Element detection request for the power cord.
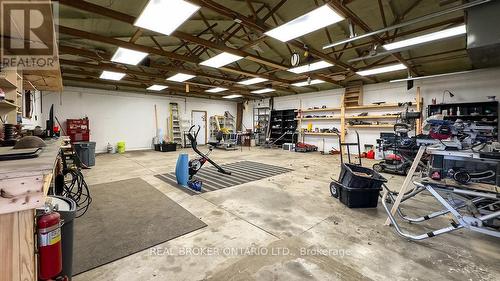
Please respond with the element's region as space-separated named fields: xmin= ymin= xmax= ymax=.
xmin=62 ymin=167 xmax=92 ymax=218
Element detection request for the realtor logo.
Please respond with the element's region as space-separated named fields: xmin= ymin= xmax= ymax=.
xmin=1 ymin=1 xmax=58 ymax=70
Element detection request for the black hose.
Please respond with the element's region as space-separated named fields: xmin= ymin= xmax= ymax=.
xmin=62 ymin=168 xmax=92 ymax=218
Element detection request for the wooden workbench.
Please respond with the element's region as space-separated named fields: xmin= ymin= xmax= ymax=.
xmin=0 ymin=140 xmax=62 ymax=281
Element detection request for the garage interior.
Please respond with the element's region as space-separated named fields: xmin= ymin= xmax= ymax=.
xmin=1 ymin=0 xmax=499 ymax=280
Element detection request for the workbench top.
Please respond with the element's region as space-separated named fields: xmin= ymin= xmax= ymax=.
xmin=0 ymin=139 xmax=61 ymax=179
xmin=0 ymin=138 xmax=62 ymax=215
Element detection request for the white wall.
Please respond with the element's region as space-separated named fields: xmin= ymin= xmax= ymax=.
xmin=41 ymin=86 xmax=237 ymax=152
xmin=243 ymin=67 xmax=500 ymax=151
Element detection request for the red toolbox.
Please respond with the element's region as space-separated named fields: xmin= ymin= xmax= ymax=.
xmin=67 ymin=118 xmax=90 ymax=142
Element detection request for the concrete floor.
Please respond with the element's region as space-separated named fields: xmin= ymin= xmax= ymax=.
xmin=74 ymin=147 xmax=500 ymax=281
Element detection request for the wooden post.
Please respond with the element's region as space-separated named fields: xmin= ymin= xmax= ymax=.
xmin=416 ymin=87 xmax=423 ymax=134
xmin=340 ymin=94 xmax=346 ymax=143
xmin=154 ymin=104 xmax=158 ymax=138
xmin=384 ymin=145 xmax=426 ymax=226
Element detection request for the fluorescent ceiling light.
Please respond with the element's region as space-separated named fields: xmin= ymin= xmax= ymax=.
xmin=292 ymin=79 xmax=325 ymax=87
xmin=134 ymin=0 xmax=200 ymax=36
xmin=100 ymin=71 xmax=126 ymax=81
xmin=389 ymin=70 xmax=475 ymax=83
xmin=111 ymin=47 xmax=148 ymax=65
xmin=265 ymin=5 xmax=344 ymax=42
xmin=147 ymin=85 xmax=168 ymax=91
xmin=251 ymin=88 xmax=275 ymax=94
xmin=288 ymin=61 xmax=333 ymax=74
xmin=199 ymin=52 xmax=243 ymax=68
xmin=356 ymin=63 xmax=407 ymax=76
xmin=384 ymin=25 xmax=466 ymax=50
xmin=238 ymin=77 xmax=268 ymax=85
xmin=167 ymin=73 xmax=195 ymax=82
xmin=223 ymin=94 xmax=243 ymax=99
xmin=205 ymin=87 xmax=228 ymax=93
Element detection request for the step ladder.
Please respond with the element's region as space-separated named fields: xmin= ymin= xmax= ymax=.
xmin=169 ymin=103 xmax=182 ymax=145
xmin=344 ymin=82 xmax=363 ymax=107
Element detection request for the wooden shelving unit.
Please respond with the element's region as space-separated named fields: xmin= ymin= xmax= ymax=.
xmin=295 ymin=107 xmax=341 ymax=113
xmin=303 ymin=132 xmax=340 ymax=136
xmin=296 ymin=117 xmax=341 ymax=121
xmin=0 ymin=100 xmax=18 ymax=109
xmin=296 ymin=87 xmax=423 ymax=142
xmin=344 ymin=115 xmax=398 ymax=119
xmin=0 ymin=68 xmax=23 ymax=124
xmin=345 ymin=103 xmax=402 ymax=110
xmin=347 ymin=124 xmax=395 ymax=128
xmin=0 ymin=77 xmax=17 ymax=89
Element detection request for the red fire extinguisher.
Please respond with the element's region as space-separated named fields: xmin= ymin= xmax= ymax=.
xmin=37 ymin=211 xmax=63 ymax=280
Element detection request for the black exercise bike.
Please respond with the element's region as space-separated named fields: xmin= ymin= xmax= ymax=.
xmin=186 ymin=126 xmax=231 ymax=189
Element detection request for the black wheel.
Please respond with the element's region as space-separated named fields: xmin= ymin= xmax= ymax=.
xmin=373 ymin=163 xmax=383 ymax=173
xmin=330 ymin=182 xmax=339 ymax=198
xmin=404 ymin=165 xmax=411 ymax=176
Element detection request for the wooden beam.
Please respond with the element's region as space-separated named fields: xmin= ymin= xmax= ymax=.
xmin=56 ymin=0 xmax=291 ymax=72
xmin=328 ymin=1 xmax=419 ymax=76
xmin=57 ymin=25 xmax=198 ymax=63
xmin=59 ymin=60 xmax=255 ymax=97
xmin=189 ymin=0 xmax=353 ymax=71
xmin=59 ymin=45 xmax=239 ymax=84
xmin=61 ymin=75 xmax=238 ymax=100
xmin=58 ymin=44 xmax=300 ymax=95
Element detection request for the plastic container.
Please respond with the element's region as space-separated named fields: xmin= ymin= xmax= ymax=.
xmin=73 ymin=141 xmax=96 ymax=167
xmin=53 ymin=196 xmax=77 ymax=280
xmin=117 ymin=141 xmax=126 ymax=154
xmin=339 ymin=163 xmax=387 ymax=189
xmin=175 ymin=153 xmax=189 ymax=186
xmin=330 ymin=180 xmax=381 ymax=208
xmin=161 ymin=143 xmax=177 ymax=152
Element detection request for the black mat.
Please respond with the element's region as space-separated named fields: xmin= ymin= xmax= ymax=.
xmin=73 ymin=178 xmax=206 ymax=275
xmin=155 ymin=160 xmax=293 ymax=195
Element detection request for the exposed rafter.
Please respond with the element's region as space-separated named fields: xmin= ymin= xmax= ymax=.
xmin=54 ymin=0 xmax=472 ymax=97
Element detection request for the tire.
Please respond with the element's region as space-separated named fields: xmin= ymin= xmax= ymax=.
xmin=404 ymin=166 xmax=411 ymax=176
xmin=373 ymin=163 xmax=383 ymax=173
xmin=330 ymin=182 xmax=339 ymax=198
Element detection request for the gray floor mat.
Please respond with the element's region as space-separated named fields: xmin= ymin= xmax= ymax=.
xmin=155 ymin=160 xmax=293 ymax=195
xmin=73 ymin=178 xmax=206 ymax=275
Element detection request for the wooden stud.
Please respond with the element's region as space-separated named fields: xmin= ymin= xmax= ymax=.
xmin=384 ymin=145 xmax=426 ymax=226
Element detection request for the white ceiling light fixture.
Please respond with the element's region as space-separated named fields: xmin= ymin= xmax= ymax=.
xmin=384 ymin=25 xmax=467 ymax=50
xmin=147 ymin=85 xmax=168 ymax=91
xmin=200 ymin=52 xmax=243 ymax=68
xmin=100 ymin=71 xmax=126 ymax=81
xmin=251 ymin=88 xmax=275 ymax=94
xmin=292 ymin=79 xmax=325 ymax=87
xmin=238 ymin=77 xmax=268 ymax=85
xmin=356 ymin=63 xmax=407 ymax=76
xmin=205 ymin=87 xmax=228 ymax=93
xmin=111 ymin=47 xmax=148 ymax=65
xmin=288 ymin=61 xmax=333 ymax=74
xmin=265 ymin=5 xmax=344 ymax=42
xmin=167 ymin=73 xmax=196 ymax=82
xmin=389 ymin=70 xmax=476 ymax=83
xmin=223 ymin=94 xmax=243 ymax=99
xmin=134 ymin=0 xmax=200 ymax=36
